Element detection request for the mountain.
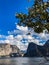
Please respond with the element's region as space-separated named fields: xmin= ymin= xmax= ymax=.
xmin=44 ymin=40 xmax=49 ymax=48
xmin=44 ymin=40 xmax=49 ymax=56
xmin=24 ymin=40 xmax=49 ymax=57
xmin=0 ymin=43 xmax=20 ymax=57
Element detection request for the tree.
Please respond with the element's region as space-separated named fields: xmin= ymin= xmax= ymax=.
xmin=16 ymin=0 xmax=49 ymax=33
xmin=16 ymin=0 xmax=49 ymax=60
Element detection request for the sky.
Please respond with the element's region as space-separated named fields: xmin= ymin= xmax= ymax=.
xmin=0 ymin=0 xmax=49 ymax=51
xmin=0 ymin=0 xmax=33 ymax=35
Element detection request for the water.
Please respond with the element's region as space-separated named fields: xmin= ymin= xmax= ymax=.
xmin=0 ymin=57 xmax=49 ymax=65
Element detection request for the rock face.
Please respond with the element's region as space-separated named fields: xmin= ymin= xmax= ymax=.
xmin=24 ymin=40 xmax=49 ymax=57
xmin=44 ymin=40 xmax=49 ymax=48
xmin=10 ymin=45 xmax=19 ymax=53
xmin=0 ymin=43 xmax=20 ymax=57
xmin=44 ymin=40 xmax=49 ymax=56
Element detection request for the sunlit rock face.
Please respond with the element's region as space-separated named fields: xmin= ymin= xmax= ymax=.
xmin=24 ymin=40 xmax=49 ymax=57
xmin=0 ymin=43 xmax=19 ymax=56
xmin=0 ymin=43 xmax=11 ymax=56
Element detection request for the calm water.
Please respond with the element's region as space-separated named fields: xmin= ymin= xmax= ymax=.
xmin=0 ymin=57 xmax=49 ymax=65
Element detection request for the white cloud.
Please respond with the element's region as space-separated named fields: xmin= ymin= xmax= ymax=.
xmin=4 ymin=40 xmax=10 ymax=43
xmin=0 ymin=40 xmax=5 ymax=43
xmin=0 ymin=25 xmax=49 ymax=51
xmin=16 ymin=25 xmax=28 ymax=32
xmin=0 ymin=34 xmax=42 ymax=50
xmin=6 ymin=35 xmax=14 ymax=40
xmin=39 ymin=29 xmax=49 ymax=41
xmin=39 ymin=33 xmax=46 ymax=39
xmin=8 ymin=25 xmax=29 ymax=35
xmin=17 ymin=42 xmax=28 ymax=51
xmin=34 ymin=39 xmax=40 ymax=45
xmin=15 ymin=35 xmax=22 ymax=41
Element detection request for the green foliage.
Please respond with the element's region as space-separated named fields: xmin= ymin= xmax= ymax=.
xmin=45 ymin=23 xmax=49 ymax=31
xmin=16 ymin=0 xmax=49 ymax=33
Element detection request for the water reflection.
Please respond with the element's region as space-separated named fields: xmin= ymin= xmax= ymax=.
xmin=0 ymin=57 xmax=49 ymax=65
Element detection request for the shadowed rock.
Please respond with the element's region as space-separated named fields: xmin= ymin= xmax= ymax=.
xmin=24 ymin=40 xmax=49 ymax=57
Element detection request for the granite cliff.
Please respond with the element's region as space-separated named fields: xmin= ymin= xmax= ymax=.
xmin=24 ymin=40 xmax=49 ymax=57
xmin=0 ymin=43 xmax=20 ymax=57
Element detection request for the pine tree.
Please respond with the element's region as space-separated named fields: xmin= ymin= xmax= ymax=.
xmin=16 ymin=0 xmax=49 ymax=33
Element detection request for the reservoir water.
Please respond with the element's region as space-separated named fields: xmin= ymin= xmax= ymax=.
xmin=0 ymin=57 xmax=49 ymax=65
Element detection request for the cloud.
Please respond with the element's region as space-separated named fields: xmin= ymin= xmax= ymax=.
xmin=0 ymin=25 xmax=49 ymax=51
xmin=0 ymin=40 xmax=5 ymax=43
xmin=16 ymin=25 xmax=28 ymax=32
xmin=15 ymin=35 xmax=22 ymax=41
xmin=39 ymin=29 xmax=49 ymax=41
xmin=6 ymin=35 xmax=14 ymax=40
xmin=4 ymin=40 xmax=10 ymax=43
xmin=0 ymin=34 xmax=28 ymax=50
xmin=29 ymin=29 xmax=49 ymax=41
xmin=8 ymin=25 xmax=29 ymax=35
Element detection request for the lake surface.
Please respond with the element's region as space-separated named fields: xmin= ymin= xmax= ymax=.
xmin=0 ymin=57 xmax=49 ymax=65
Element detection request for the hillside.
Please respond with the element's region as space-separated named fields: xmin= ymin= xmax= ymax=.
xmin=0 ymin=43 xmax=20 ymax=57
xmin=24 ymin=40 xmax=49 ymax=57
